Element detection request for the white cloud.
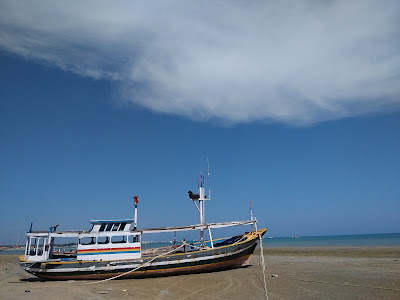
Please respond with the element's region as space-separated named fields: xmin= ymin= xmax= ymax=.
xmin=1 ymin=1 xmax=399 ymax=125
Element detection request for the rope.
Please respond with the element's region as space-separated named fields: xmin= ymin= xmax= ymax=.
xmin=86 ymin=243 xmax=186 ymax=285
xmin=0 ymin=269 xmax=23 ymax=281
xmin=258 ymin=233 xmax=269 ymax=300
xmin=1 ymin=261 xmax=37 ymax=282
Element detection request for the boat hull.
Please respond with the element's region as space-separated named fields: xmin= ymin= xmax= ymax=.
xmin=20 ymin=230 xmax=264 ymax=280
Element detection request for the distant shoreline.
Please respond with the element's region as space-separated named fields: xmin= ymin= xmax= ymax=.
xmin=255 ymin=246 xmax=400 ymax=258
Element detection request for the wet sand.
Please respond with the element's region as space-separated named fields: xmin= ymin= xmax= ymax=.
xmin=1 ymin=247 xmax=399 ymax=299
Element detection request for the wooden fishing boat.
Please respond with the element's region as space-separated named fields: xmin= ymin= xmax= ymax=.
xmin=19 ymin=172 xmax=266 ymax=280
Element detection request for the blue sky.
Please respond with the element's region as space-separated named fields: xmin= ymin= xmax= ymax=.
xmin=1 ymin=1 xmax=399 ymax=244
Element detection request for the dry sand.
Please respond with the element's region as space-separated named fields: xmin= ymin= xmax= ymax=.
xmin=0 ymin=247 xmax=399 ymax=300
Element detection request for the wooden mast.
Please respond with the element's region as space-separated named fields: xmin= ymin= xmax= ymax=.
xmin=199 ymin=170 xmax=206 ymax=246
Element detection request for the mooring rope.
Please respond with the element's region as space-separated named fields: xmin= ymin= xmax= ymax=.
xmin=258 ymin=233 xmax=269 ymax=300
xmin=0 ymin=270 xmax=23 ymax=281
xmin=86 ymin=243 xmax=187 ymax=285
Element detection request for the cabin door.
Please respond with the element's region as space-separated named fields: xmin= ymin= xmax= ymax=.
xmin=26 ymin=237 xmax=50 ymax=261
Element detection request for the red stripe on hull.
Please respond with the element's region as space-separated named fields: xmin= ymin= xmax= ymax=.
xmin=78 ymin=247 xmax=139 ymax=252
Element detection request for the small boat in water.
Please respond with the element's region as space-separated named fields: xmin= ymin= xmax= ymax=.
xmin=20 ymin=172 xmax=266 ymax=280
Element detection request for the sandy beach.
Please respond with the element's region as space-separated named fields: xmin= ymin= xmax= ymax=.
xmin=1 ymin=247 xmax=399 ymax=300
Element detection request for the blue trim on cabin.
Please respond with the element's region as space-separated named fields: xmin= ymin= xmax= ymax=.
xmin=90 ymin=219 xmax=135 ymax=224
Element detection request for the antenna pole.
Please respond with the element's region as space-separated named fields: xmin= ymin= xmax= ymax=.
xmin=188 ymin=168 xmax=210 ymax=248
xmin=207 ymin=157 xmax=211 ymax=199
xmin=250 ymin=201 xmax=254 ymax=232
xmin=133 ymin=196 xmax=139 ymax=229
xmin=199 ymin=171 xmax=206 ymax=246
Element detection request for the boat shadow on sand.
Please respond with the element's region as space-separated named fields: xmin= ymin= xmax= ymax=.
xmin=19 ymin=277 xmax=46 ymax=282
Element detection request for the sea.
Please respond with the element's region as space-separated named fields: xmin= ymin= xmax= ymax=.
xmin=2 ymin=233 xmax=399 ymax=255
xmin=263 ymin=233 xmax=400 ymax=248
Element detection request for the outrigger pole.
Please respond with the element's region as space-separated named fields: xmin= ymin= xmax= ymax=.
xmin=250 ymin=201 xmax=258 ymax=232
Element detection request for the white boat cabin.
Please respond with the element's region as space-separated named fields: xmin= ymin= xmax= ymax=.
xmin=77 ymin=219 xmax=141 ymax=261
xmin=24 ymin=219 xmax=142 ymax=262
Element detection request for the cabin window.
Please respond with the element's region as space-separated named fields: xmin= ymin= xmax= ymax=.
xmin=105 ymin=223 xmax=113 ymax=231
xmin=112 ymin=223 xmax=120 ymax=231
xmin=37 ymin=238 xmax=44 ymax=256
xmin=111 ymin=236 xmax=126 ymax=244
xmin=25 ymin=239 xmax=29 ymax=255
xmin=97 ymin=236 xmax=109 ymax=244
xmin=79 ymin=237 xmax=96 ymax=245
xmin=26 ymin=237 xmax=46 ymax=256
xmin=99 ymin=224 xmax=106 ymax=231
xmin=27 ymin=238 xmax=37 ymax=255
xmin=119 ymin=223 xmax=127 ymax=231
xmin=128 ymin=235 xmax=140 ymax=243
xmin=49 ymin=236 xmax=78 ymax=259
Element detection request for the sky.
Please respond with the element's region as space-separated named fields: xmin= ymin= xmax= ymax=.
xmin=0 ymin=1 xmax=399 ymax=245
